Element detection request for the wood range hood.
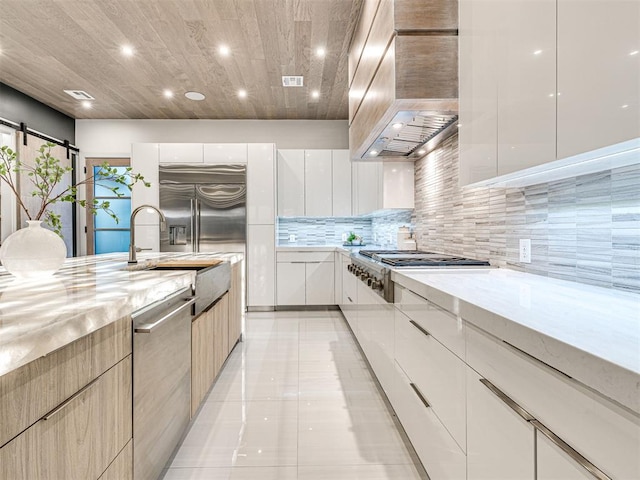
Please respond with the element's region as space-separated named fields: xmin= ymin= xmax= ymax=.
xmin=348 ymin=0 xmax=458 ymax=161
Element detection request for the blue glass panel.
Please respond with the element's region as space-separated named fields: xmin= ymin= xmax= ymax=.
xmin=93 ymin=166 xmax=131 ymax=197
xmin=95 ymin=230 xmax=129 ymax=254
xmin=94 ymin=199 xmax=131 ymax=228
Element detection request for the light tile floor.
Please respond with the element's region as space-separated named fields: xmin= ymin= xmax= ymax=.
xmin=163 ymin=311 xmax=427 ymax=480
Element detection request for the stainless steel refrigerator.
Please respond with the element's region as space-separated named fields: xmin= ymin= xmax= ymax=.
xmin=159 ymin=164 xmax=246 ymax=253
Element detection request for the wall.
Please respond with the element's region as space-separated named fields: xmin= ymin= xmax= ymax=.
xmin=75 ymin=119 xmax=348 ymax=157
xmin=413 ymin=134 xmax=639 ymax=293
xmin=0 ymin=83 xmax=75 ymax=143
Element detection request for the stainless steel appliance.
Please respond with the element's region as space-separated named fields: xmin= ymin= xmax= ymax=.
xmin=132 ymin=287 xmax=195 ymax=480
xmin=348 ymin=249 xmax=491 ymax=302
xmin=159 ymin=164 xmax=246 ymax=254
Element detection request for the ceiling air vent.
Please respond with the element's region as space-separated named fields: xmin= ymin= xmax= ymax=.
xmin=282 ymin=76 xmax=304 ymax=87
xmin=64 ymin=90 xmax=95 ymax=100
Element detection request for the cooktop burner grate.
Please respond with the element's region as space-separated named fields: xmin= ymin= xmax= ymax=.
xmin=380 ymin=256 xmax=491 ymax=267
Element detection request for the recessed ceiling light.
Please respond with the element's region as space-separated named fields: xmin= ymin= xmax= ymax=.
xmin=417 ymin=149 xmax=426 ymax=155
xmin=82 ymin=100 xmax=92 ymax=109
xmin=369 ymin=150 xmax=378 ymax=156
xmin=316 ymin=47 xmax=326 ymax=57
xmin=621 ymin=104 xmax=629 ymax=109
xmin=392 ymin=122 xmax=403 ymax=129
xmin=185 ymin=91 xmax=205 ymax=101
xmin=238 ymin=89 xmax=247 ymax=98
xmin=630 ymin=50 xmax=639 ymax=56
xmin=121 ymin=45 xmax=134 ymax=57
xmin=311 ymin=90 xmax=320 ymax=99
xmin=219 ymin=45 xmax=230 ymax=56
xmin=163 ymin=89 xmax=174 ymax=98
xmin=533 ymin=49 xmax=542 ymax=55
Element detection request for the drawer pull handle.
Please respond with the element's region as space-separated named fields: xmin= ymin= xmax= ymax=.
xmin=43 ymin=375 xmax=101 ymax=421
xmin=409 ymin=383 xmax=431 ymax=409
xmin=479 ymin=378 xmax=535 ymax=422
xmin=135 ymin=297 xmax=196 ymax=333
xmin=347 ymin=296 xmax=353 ymax=303
xmin=531 ymin=420 xmax=612 ymax=480
xmin=409 ymin=320 xmax=431 ymax=337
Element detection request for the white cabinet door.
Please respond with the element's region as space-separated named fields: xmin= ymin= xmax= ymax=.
xmin=131 ymin=143 xmax=160 ymax=226
xmin=276 ymin=262 xmax=306 ymax=305
xmin=277 ymin=150 xmax=305 ymax=217
xmin=203 ymin=144 xmax=248 ymax=164
xmin=352 ymin=161 xmax=381 ymax=215
xmin=497 ymin=0 xmax=556 ymax=175
xmin=537 ymin=431 xmax=594 ymax=480
xmin=458 ymin=0 xmax=499 ymax=186
xmin=467 ymin=368 xmax=535 ymax=480
xmin=158 ymin=143 xmax=203 ymax=163
xmin=247 ymin=144 xmax=275 ymax=225
xmin=304 ymin=150 xmax=332 ymax=217
xmin=557 ymin=0 xmax=640 ymax=159
xmin=340 ymin=258 xmax=358 ymax=332
xmin=332 ymin=150 xmax=352 ymax=216
xmin=381 ymin=162 xmax=414 ymax=209
xmin=247 ymin=225 xmax=275 ymax=307
xmin=305 ymin=261 xmax=334 ymax=305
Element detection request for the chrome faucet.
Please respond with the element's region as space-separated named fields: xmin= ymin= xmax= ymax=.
xmin=128 ymin=205 xmax=167 ymax=264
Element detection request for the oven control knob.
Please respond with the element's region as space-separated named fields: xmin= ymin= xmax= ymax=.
xmin=372 ymin=280 xmax=383 ymax=290
xmin=360 ymin=273 xmax=369 ymax=281
xmin=367 ymin=278 xmax=374 ymax=286
xmin=347 ymin=264 xmax=353 ymax=273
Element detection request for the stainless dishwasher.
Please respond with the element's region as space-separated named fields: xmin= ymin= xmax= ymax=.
xmin=132 ymin=287 xmax=196 ymax=480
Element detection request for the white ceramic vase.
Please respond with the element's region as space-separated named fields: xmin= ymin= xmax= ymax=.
xmin=0 ymin=221 xmax=67 ymax=278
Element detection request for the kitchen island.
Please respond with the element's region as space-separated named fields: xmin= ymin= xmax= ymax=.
xmin=0 ymin=251 xmax=243 ymax=480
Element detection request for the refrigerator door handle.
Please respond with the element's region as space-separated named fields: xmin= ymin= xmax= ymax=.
xmin=190 ymin=198 xmax=196 ymax=252
xmin=195 ymin=198 xmax=201 ymax=253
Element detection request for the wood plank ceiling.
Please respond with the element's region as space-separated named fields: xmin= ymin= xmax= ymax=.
xmin=0 ymin=0 xmax=363 ymax=120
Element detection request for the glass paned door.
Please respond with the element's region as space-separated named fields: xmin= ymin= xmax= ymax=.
xmin=86 ymin=159 xmax=132 ymax=255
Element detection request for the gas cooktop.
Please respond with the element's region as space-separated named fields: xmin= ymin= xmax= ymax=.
xmin=357 ymin=250 xmax=490 ymax=268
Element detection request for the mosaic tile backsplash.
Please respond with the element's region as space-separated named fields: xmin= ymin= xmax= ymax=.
xmin=277 ymin=217 xmax=373 ymax=246
xmin=413 ymin=134 xmax=640 ymax=293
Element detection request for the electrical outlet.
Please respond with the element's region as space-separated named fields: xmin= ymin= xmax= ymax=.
xmin=519 ymin=239 xmax=531 ymax=263
xmin=289 ymin=234 xmax=296 ymax=242
xmin=341 ymin=233 xmax=347 ymax=242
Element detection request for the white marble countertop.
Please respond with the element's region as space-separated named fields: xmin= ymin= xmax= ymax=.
xmin=0 ymin=251 xmax=244 ymax=378
xmin=392 ymin=268 xmax=640 ymax=413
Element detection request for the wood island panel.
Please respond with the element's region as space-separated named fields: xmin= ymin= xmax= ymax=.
xmin=98 ymin=440 xmax=133 ymax=480
xmin=191 ymin=309 xmax=216 ymax=416
xmin=0 ymin=316 xmax=132 ymax=447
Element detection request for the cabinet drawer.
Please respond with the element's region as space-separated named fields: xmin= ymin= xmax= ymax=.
xmin=98 ymin=440 xmax=132 ymax=480
xmin=276 ymin=251 xmax=334 ymax=263
xmin=0 ymin=316 xmax=132 ymax=446
xmin=0 ymin=356 xmax=132 ymax=480
xmin=466 ymin=323 xmax=640 ymax=480
xmin=394 ymin=308 xmax=466 ymax=451
xmin=394 ymin=285 xmax=464 ymax=359
xmin=391 ymin=361 xmax=466 ymax=480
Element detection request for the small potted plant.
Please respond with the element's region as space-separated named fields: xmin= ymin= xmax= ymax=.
xmin=0 ymin=142 xmax=149 ymax=278
xmin=345 ymin=231 xmax=363 ymax=246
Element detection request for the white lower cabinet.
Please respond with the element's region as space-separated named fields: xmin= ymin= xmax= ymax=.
xmin=536 ymin=431 xmax=593 ymax=480
xmin=340 ymin=256 xmax=357 ymax=332
xmin=466 ymin=368 xmax=535 ymax=480
xmin=391 ymin=362 xmax=467 ymax=480
xmin=276 ymin=251 xmax=334 ymax=306
xmin=247 ymin=225 xmax=275 ymax=307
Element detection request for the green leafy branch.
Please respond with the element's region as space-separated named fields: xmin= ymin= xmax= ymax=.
xmin=0 ymin=142 xmax=150 ymax=236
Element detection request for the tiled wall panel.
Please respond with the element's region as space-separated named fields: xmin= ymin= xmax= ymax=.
xmin=413 ymin=134 xmax=639 ymax=293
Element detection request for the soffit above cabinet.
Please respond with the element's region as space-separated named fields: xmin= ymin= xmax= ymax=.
xmin=0 ymin=0 xmax=363 ymax=120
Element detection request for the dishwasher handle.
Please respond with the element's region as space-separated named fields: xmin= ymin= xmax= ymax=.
xmin=134 ymin=297 xmax=197 ymax=334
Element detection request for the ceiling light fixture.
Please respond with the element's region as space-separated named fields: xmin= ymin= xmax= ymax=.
xmin=81 ymin=100 xmax=92 ymax=109
xmin=121 ymin=45 xmax=134 ymax=57
xmin=219 ymin=45 xmax=230 ymax=56
xmin=185 ymin=91 xmax=205 ymax=101
xmin=238 ymin=89 xmax=247 ymax=98
xmin=392 ymin=122 xmax=403 ymax=129
xmin=311 ymin=90 xmax=320 ymax=99
xmin=533 ymin=49 xmax=542 ymax=55
xmin=369 ymin=150 xmax=378 ymax=156
xmin=630 ymin=50 xmax=639 ymax=56
xmin=163 ymin=89 xmax=174 ymax=98
xmin=417 ymin=149 xmax=426 ymax=155
xmin=316 ymin=47 xmax=326 ymax=57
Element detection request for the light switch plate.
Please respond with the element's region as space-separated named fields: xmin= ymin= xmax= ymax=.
xmin=519 ymin=239 xmax=531 ymax=263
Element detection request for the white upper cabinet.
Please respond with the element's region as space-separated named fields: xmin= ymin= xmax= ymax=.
xmin=203 ymin=144 xmax=248 ymax=164
xmin=352 ymin=161 xmax=414 ymax=215
xmin=382 ymin=163 xmax=414 ymax=209
xmin=497 ymin=0 xmax=556 ymax=176
xmin=304 ymin=150 xmax=333 ymax=217
xmin=332 ymin=150 xmax=352 ymax=217
xmin=557 ymin=0 xmax=640 ymax=159
xmin=352 ymin=162 xmax=381 ymax=215
xmin=158 ymin=143 xmax=203 ymax=163
xmin=459 ymin=0 xmax=499 ymax=185
xmin=247 ymin=143 xmax=276 ymax=225
xmin=277 ymin=150 xmax=305 ymax=217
